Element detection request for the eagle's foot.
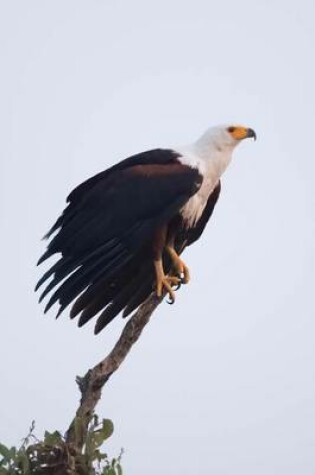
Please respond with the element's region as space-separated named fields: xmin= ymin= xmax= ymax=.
xmin=156 ymin=274 xmax=181 ymax=303
xmin=154 ymin=259 xmax=181 ymax=303
xmin=166 ymin=246 xmax=190 ymax=284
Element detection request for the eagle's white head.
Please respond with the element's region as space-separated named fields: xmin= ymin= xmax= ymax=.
xmin=178 ymin=124 xmax=256 ymax=174
xmin=177 ymin=124 xmax=256 ymax=227
xmin=196 ymin=124 xmax=256 ymax=153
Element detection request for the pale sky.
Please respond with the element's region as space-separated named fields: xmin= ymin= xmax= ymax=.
xmin=1 ymin=1 xmax=315 ymax=474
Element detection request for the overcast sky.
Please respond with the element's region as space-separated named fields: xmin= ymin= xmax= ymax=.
xmin=1 ymin=1 xmax=315 ymax=474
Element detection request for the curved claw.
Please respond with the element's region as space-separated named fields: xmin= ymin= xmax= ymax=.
xmin=156 ymin=274 xmax=180 ymax=303
xmin=173 ymin=280 xmax=182 ymax=291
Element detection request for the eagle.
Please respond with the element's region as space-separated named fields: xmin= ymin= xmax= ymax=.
xmin=36 ymin=124 xmax=256 ymax=334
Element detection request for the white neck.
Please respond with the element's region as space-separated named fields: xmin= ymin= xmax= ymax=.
xmin=176 ymin=131 xmax=236 ymax=178
xmin=174 ymin=129 xmax=238 ymax=227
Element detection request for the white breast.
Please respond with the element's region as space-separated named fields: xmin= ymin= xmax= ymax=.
xmin=180 ymin=173 xmax=217 ymax=227
xmin=177 ymin=145 xmax=233 ymax=228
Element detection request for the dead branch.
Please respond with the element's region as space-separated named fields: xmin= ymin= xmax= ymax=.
xmin=65 ymin=292 xmax=162 ymax=451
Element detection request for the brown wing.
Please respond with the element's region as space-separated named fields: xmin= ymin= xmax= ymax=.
xmin=36 ymin=149 xmax=203 ymax=331
xmin=91 ymin=182 xmax=222 ymax=332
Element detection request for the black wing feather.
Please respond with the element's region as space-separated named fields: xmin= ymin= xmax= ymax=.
xmin=37 ymin=149 xmax=202 ymax=330
xmin=95 ymin=182 xmax=222 ymax=330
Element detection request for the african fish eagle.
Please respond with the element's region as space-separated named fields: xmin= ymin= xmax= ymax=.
xmin=36 ymin=124 xmax=256 ymax=334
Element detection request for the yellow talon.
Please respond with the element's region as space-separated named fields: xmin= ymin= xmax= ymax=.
xmin=156 ymin=275 xmax=181 ymax=302
xmin=166 ymin=246 xmax=190 ymax=284
xmin=154 ymin=259 xmax=181 ymax=303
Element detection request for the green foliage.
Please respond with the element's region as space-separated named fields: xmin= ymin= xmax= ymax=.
xmin=0 ymin=417 xmax=123 ymax=475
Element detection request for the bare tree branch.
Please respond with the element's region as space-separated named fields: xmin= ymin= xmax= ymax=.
xmin=66 ymin=292 xmax=162 ymax=450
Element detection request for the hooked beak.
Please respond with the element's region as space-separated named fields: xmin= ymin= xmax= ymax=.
xmin=246 ymin=128 xmax=257 ymax=141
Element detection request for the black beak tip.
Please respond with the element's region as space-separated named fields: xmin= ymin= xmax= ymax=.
xmin=248 ymin=128 xmax=257 ymax=141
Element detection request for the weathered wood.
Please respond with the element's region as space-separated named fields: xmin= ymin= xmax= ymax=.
xmin=66 ymin=293 xmax=162 ymax=450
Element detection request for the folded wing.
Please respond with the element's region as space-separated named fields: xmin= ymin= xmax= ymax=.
xmin=36 ymin=149 xmax=202 ymax=332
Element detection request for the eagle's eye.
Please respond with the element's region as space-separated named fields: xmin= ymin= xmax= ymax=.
xmin=227 ymin=126 xmax=235 ymax=133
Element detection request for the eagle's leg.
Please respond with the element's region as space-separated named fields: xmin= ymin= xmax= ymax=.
xmin=154 ymin=259 xmax=181 ymax=303
xmin=166 ymin=244 xmax=190 ymax=284
xmin=152 ymin=225 xmax=181 ymax=303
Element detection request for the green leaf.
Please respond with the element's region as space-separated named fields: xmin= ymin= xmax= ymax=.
xmin=16 ymin=451 xmax=30 ymax=474
xmin=92 ymin=431 xmax=106 ymax=449
xmin=100 ymin=419 xmax=114 ymax=441
xmin=44 ymin=430 xmax=62 ymax=446
xmin=9 ymin=447 xmax=16 ymax=460
xmin=93 ymin=449 xmax=107 ymax=463
xmin=116 ymin=462 xmax=123 ymax=475
xmin=103 ymin=468 xmax=116 ymax=475
xmin=91 ymin=419 xmax=114 ymax=449
xmin=0 ymin=444 xmax=12 ymax=461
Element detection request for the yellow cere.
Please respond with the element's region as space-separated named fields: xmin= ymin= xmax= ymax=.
xmin=230 ymin=126 xmax=248 ymax=140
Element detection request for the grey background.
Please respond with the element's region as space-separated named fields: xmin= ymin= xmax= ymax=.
xmin=1 ymin=1 xmax=315 ymax=474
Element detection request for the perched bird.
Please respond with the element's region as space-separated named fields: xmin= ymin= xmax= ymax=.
xmin=36 ymin=124 xmax=256 ymax=334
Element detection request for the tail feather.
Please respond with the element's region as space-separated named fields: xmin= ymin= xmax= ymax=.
xmin=122 ymin=282 xmax=153 ymax=320
xmin=35 ymin=257 xmax=70 ymax=292
xmin=39 ymin=239 xmax=124 ymax=303
xmin=93 ymin=272 xmax=149 ymax=333
xmin=76 ymin=276 xmax=127 ymax=326
xmin=43 ymin=247 xmax=130 ymax=315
